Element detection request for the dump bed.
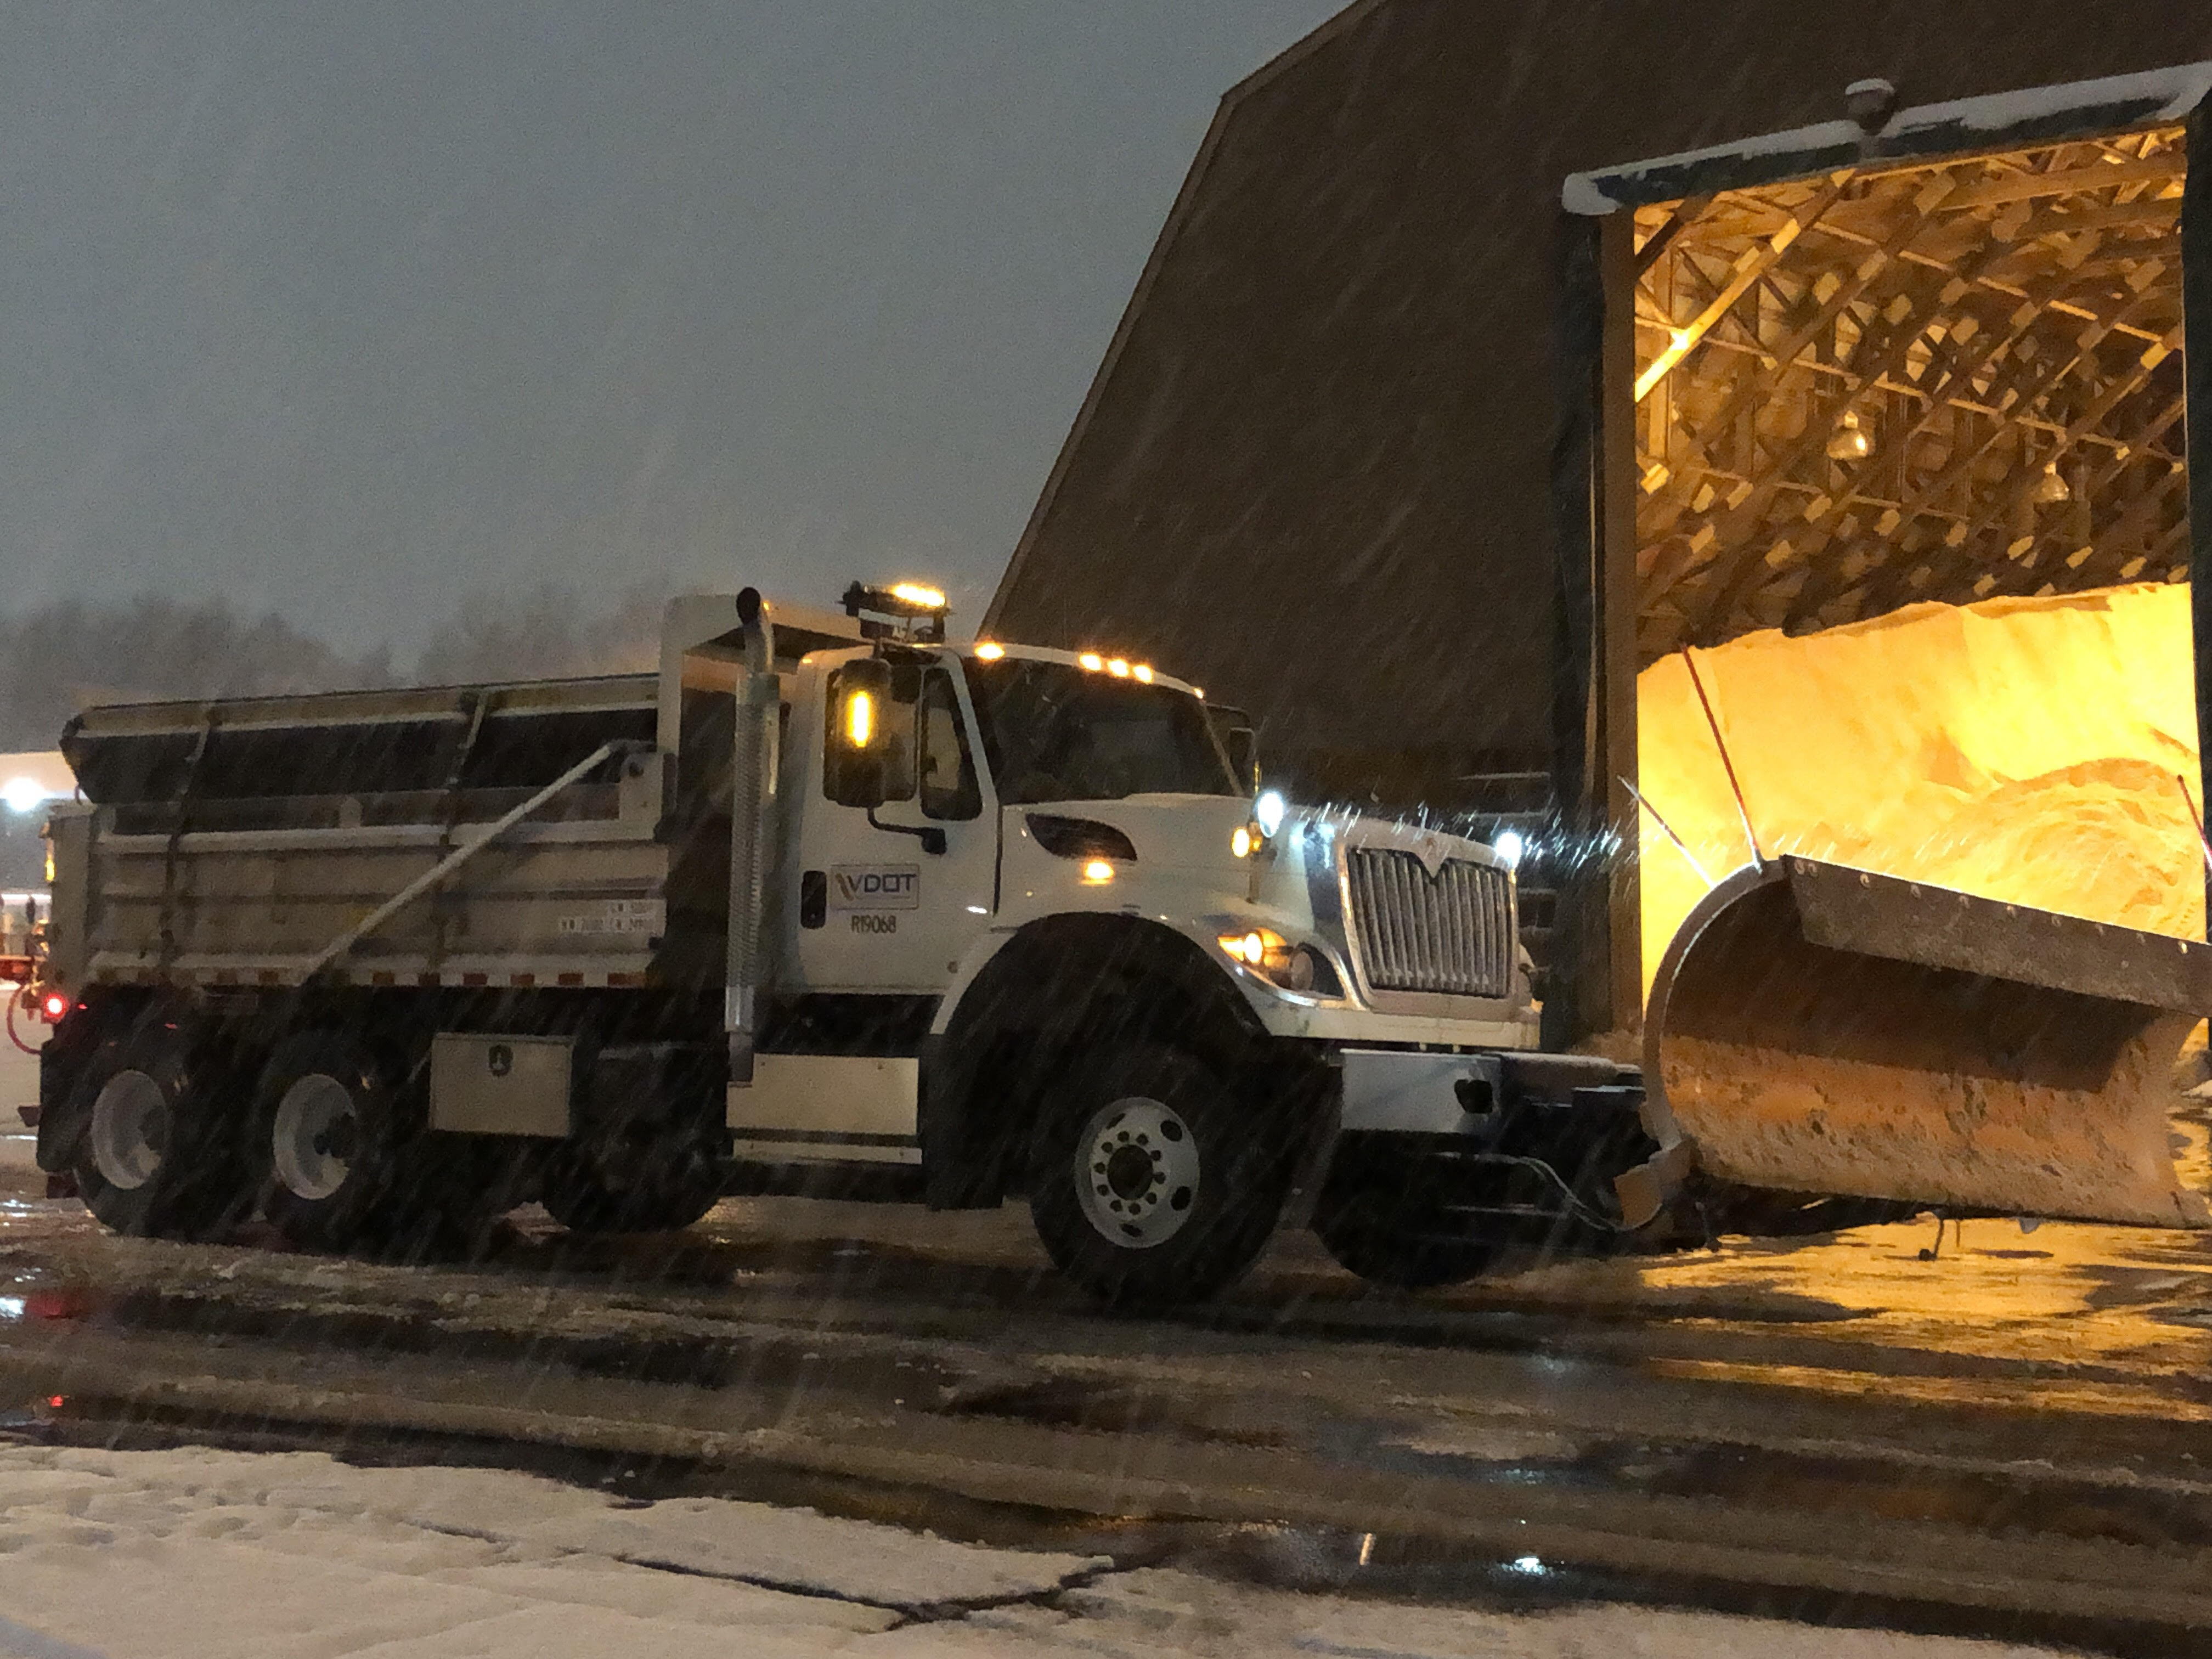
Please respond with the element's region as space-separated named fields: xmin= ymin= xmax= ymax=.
xmin=38 ymin=594 xmax=873 ymax=1003
xmin=44 ymin=673 xmax=720 ymax=995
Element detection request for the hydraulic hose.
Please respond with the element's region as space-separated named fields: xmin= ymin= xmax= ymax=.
xmin=5 ymin=991 xmax=40 ymax=1057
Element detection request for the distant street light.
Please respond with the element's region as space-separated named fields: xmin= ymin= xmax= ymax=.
xmin=2 ymin=777 xmax=54 ymax=815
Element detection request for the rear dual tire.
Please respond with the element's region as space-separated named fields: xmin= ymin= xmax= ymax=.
xmin=250 ymin=1031 xmax=508 ymax=1259
xmin=59 ymin=1017 xmax=510 ymax=1257
xmin=250 ymin=1031 xmax=404 ymax=1251
xmin=65 ymin=1023 xmax=246 ymax=1239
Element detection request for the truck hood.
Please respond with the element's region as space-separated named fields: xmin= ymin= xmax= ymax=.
xmin=1009 ymin=794 xmax=1255 ymax=874
xmin=984 ymin=795 xmax=1536 ymax=1049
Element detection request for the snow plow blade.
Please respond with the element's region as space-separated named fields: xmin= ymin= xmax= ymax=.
xmin=1631 ymin=856 xmax=2212 ymax=1229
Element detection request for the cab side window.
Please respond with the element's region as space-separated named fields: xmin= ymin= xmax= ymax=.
xmin=918 ymin=670 xmax=981 ymax=821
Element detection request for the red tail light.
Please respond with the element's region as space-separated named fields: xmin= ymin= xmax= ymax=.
xmin=40 ymin=992 xmax=68 ymax=1023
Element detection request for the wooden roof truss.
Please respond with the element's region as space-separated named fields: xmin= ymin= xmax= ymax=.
xmin=1632 ymin=126 xmax=2188 ymax=663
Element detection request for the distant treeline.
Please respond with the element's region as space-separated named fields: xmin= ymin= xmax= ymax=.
xmin=0 ymin=586 xmax=665 ymax=751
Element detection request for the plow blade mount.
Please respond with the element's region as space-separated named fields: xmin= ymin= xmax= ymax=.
xmin=1638 ymin=857 xmax=2212 ymax=1228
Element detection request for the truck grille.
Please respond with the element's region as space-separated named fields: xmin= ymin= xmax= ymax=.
xmin=1345 ymin=847 xmax=1515 ymax=998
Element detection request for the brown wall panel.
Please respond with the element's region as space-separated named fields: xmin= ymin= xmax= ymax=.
xmin=989 ymin=0 xmax=2212 ymax=808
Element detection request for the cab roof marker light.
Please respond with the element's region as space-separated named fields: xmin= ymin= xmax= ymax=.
xmin=1077 ymin=652 xmax=1104 ymax=672
xmin=1132 ymin=663 xmax=1154 ymax=683
xmin=973 ymin=641 xmax=1005 ymax=660
xmin=1107 ymin=658 xmax=1131 ymax=678
xmin=840 ymin=578 xmax=950 ymax=639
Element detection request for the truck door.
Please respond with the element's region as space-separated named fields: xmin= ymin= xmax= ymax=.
xmin=794 ymin=656 xmax=997 ymax=990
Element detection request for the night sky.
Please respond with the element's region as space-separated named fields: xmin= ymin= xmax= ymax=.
xmin=1 ymin=3 xmax=1343 ymax=650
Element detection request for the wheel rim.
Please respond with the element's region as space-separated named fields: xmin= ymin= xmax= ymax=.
xmin=89 ymin=1069 xmax=169 ymax=1191
xmin=1074 ymin=1095 xmax=1201 ymax=1249
xmin=271 ymin=1073 xmax=358 ymax=1201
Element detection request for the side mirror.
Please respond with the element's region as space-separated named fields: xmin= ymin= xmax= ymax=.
xmin=1222 ymin=726 xmax=1259 ymax=794
xmin=825 ymin=659 xmax=894 ymax=809
xmin=1206 ymin=703 xmax=1260 ymax=793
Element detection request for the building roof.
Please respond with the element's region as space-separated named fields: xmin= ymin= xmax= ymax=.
xmin=986 ymin=0 xmax=2212 ymax=805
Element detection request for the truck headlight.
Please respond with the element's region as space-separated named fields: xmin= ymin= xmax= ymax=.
xmin=1254 ymin=789 xmax=1286 ymax=838
xmin=1216 ymin=929 xmax=1338 ymax=994
xmin=1220 ymin=928 xmax=1278 ymax=967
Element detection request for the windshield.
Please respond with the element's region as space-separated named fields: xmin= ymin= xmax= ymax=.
xmin=964 ymin=657 xmax=1240 ymax=805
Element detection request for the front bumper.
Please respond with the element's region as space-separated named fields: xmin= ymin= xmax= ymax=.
xmin=1256 ymin=1000 xmax=1539 ymax=1049
xmin=1338 ymin=1047 xmax=1639 ymax=1133
xmin=1312 ymin=1047 xmax=1655 ymax=1238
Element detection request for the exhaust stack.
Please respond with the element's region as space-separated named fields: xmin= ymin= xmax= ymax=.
xmin=726 ymin=586 xmax=778 ymax=1085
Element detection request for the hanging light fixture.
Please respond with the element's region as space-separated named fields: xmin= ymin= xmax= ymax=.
xmin=2067 ymin=474 xmax=2094 ymax=556
xmin=1825 ymin=409 xmax=1872 ymax=461
xmin=2034 ymin=459 xmax=2072 ymax=505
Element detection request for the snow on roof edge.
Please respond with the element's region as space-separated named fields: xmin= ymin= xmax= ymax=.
xmin=1901 ymin=60 xmax=2212 ymax=138
xmin=1563 ymin=59 xmax=2212 ymax=214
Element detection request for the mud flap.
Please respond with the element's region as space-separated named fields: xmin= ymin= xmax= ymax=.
xmin=1626 ymin=857 xmax=2212 ymax=1229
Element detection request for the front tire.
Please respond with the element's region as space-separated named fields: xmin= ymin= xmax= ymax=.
xmin=541 ymin=1135 xmax=724 ymax=1234
xmin=66 ymin=1022 xmax=245 ymax=1239
xmin=1028 ymin=1044 xmax=1291 ymax=1307
xmin=1312 ymin=1182 xmax=1500 ymax=1289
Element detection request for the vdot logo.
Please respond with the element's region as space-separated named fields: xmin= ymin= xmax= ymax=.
xmin=830 ymin=865 xmax=920 ymax=910
xmin=488 ymin=1043 xmax=513 ymax=1079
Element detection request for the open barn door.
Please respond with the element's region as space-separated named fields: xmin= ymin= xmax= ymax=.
xmin=1560 ymin=66 xmax=2212 ymax=1226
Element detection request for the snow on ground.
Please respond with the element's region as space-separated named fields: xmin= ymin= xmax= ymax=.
xmin=0 ymin=1444 xmax=2073 ymax=1658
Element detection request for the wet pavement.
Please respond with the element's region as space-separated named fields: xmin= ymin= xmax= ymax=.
xmin=4 ymin=1136 xmax=2212 ymax=1653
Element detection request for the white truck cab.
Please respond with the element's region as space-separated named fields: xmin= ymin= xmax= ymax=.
xmin=779 ymin=634 xmax=1539 ymax=1040
xmin=717 ymin=585 xmax=1624 ymax=1301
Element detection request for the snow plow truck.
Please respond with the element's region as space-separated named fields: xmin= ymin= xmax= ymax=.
xmin=22 ymin=582 xmax=2212 ymax=1304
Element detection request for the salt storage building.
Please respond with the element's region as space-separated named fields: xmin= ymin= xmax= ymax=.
xmin=984 ymin=2 xmax=2212 ymax=1043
